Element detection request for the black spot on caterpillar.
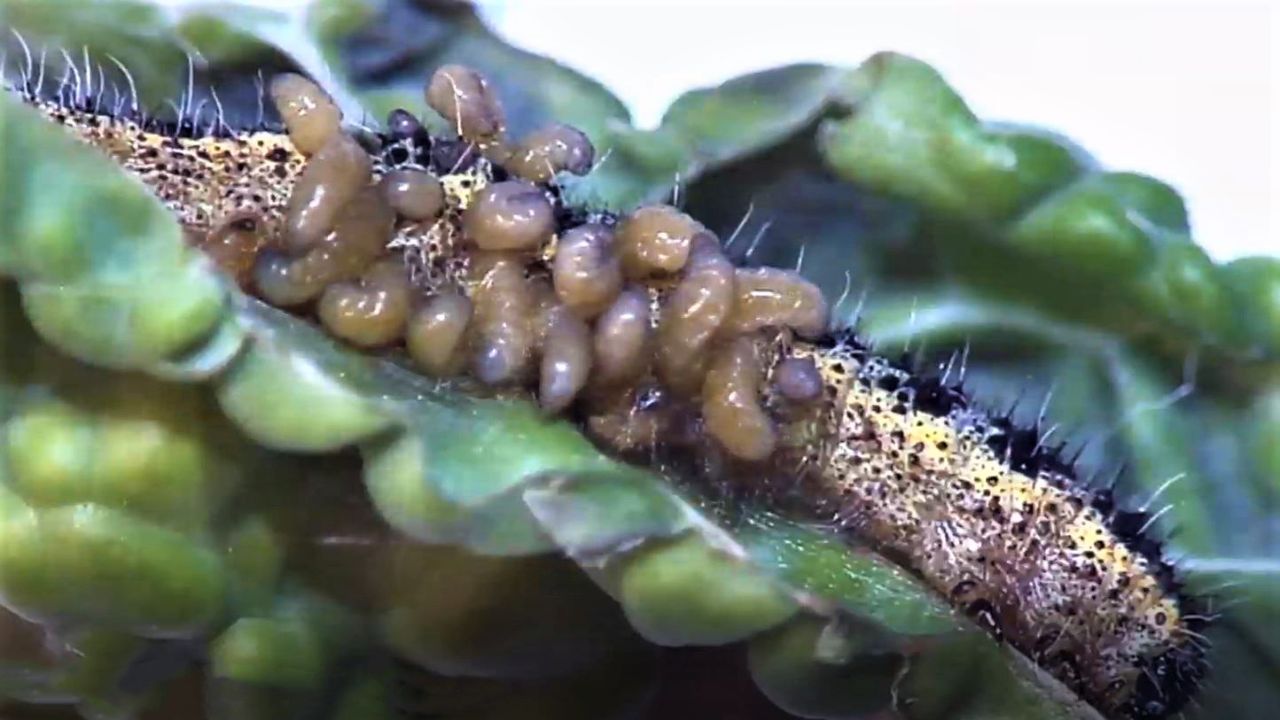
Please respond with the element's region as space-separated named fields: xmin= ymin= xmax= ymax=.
xmin=3 ymin=51 xmax=1212 ymax=720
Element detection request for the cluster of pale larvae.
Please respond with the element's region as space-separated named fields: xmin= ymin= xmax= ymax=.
xmin=193 ymin=64 xmax=832 ymax=464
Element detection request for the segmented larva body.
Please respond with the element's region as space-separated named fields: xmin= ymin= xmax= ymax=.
xmin=14 ymin=64 xmax=1209 ymax=720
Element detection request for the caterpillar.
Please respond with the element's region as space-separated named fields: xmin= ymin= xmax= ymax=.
xmin=4 ymin=48 xmax=1211 ymax=720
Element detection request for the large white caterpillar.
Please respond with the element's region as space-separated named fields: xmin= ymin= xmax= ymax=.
xmin=5 ymin=51 xmax=1210 ymax=720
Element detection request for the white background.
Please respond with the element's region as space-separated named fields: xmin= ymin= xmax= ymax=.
xmin=483 ymin=1 xmax=1277 ymax=262
xmin=165 ymin=0 xmax=1278 ymax=261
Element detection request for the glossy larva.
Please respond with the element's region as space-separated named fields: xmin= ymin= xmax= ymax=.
xmin=592 ymin=287 xmax=652 ymax=386
xmin=380 ymin=168 xmax=446 ymax=222
xmin=552 ymin=223 xmax=623 ymax=319
xmin=538 ymin=305 xmax=593 ymax=413
xmin=462 ymin=180 xmax=556 ymax=252
xmin=317 ymin=259 xmax=413 ymax=347
xmin=425 ymin=64 xmax=505 ymax=141
xmin=655 ymin=232 xmax=736 ymax=395
xmin=269 ymin=72 xmax=342 ymax=155
xmin=468 ymin=253 xmax=536 ymax=384
xmin=703 ymin=336 xmax=776 ymax=461
xmin=616 ymin=204 xmax=703 ymax=278
xmin=727 ymin=267 xmax=830 ymax=340
xmin=406 ymin=291 xmax=472 ymax=376
xmin=284 ymin=132 xmax=372 ymax=251
xmin=507 ymin=123 xmax=595 ymax=183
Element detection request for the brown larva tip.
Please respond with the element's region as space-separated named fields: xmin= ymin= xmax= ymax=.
xmin=462 ymin=180 xmax=556 ymax=252
xmin=425 ymin=64 xmax=505 ymax=140
xmin=616 ymin=204 xmax=703 ymax=278
xmin=269 ymin=72 xmax=343 ymax=156
xmin=469 ymin=253 xmax=535 ymax=385
xmin=407 ymin=291 xmax=473 ymax=377
xmin=257 ymin=187 xmax=394 ymax=306
xmin=656 ymin=232 xmax=735 ymax=395
xmin=317 ymin=259 xmax=413 ymax=348
xmin=552 ymin=223 xmax=623 ymax=319
xmin=592 ymin=287 xmax=653 ymax=386
xmin=380 ymin=168 xmax=446 ymax=222
xmin=507 ymin=123 xmax=596 ymax=182
xmin=703 ymin=336 xmax=776 ymax=461
xmin=284 ymin=133 xmax=373 ymax=252
xmin=727 ymin=267 xmax=830 ymax=339
xmin=539 ymin=305 xmax=593 ymax=413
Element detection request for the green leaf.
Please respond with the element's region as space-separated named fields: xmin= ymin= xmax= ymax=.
xmin=580 ymin=64 xmax=857 ymax=208
xmin=1 ymin=0 xmax=190 ymax=105
xmin=610 ymin=534 xmax=799 ymax=646
xmin=380 ymin=546 xmax=635 ymax=679
xmin=820 ymin=53 xmax=1086 ymax=224
xmin=215 ymin=323 xmax=394 ymax=453
xmin=0 ymin=503 xmax=227 ymax=636
xmin=747 ymin=615 xmax=902 ymax=719
xmin=735 ymin=512 xmax=963 ymax=637
xmin=523 ymin=470 xmax=691 ymax=559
